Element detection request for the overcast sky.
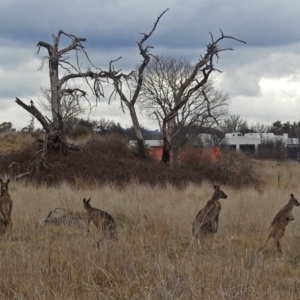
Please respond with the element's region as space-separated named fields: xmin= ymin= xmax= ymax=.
xmin=1 ymin=0 xmax=300 ymax=131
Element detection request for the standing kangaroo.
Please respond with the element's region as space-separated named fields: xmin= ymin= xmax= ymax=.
xmin=260 ymin=193 xmax=300 ymax=253
xmin=83 ymin=197 xmax=116 ymax=239
xmin=192 ymin=185 xmax=228 ymax=238
xmin=0 ymin=179 xmax=13 ymax=231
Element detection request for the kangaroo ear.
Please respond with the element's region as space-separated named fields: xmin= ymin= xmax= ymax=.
xmin=0 ymin=179 xmax=2 ymax=184
xmin=214 ymin=185 xmax=219 ymax=190
xmin=83 ymin=198 xmax=86 ymax=203
xmin=291 ymin=194 xmax=294 ymax=198
xmin=87 ymin=197 xmax=91 ymax=203
xmin=6 ymin=179 xmax=10 ymax=184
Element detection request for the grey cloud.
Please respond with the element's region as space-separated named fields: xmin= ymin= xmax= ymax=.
xmin=211 ymin=43 xmax=300 ymax=99
xmin=1 ymin=0 xmax=300 ymax=51
xmin=2 ymin=0 xmax=300 ymax=130
xmin=0 ymin=50 xmax=47 ymax=98
xmin=0 ymin=44 xmax=37 ymax=69
xmin=0 ymin=101 xmax=33 ymax=130
xmin=229 ymin=94 xmax=300 ymax=126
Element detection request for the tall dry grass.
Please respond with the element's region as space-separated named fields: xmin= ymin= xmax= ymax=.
xmin=1 ymin=161 xmax=300 ymax=299
xmin=0 ymin=131 xmax=35 ymax=156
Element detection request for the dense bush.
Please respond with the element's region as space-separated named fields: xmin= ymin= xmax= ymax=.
xmin=257 ymin=140 xmax=286 ymax=160
xmin=0 ymin=135 xmax=261 ymax=189
xmin=70 ymin=125 xmax=91 ymax=139
xmin=180 ymin=147 xmax=261 ymax=188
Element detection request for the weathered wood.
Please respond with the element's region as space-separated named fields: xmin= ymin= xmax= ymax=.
xmin=16 ymin=11 xmax=167 ymax=162
xmin=109 ymin=9 xmax=168 ymax=159
xmin=15 ymin=98 xmax=51 ymax=133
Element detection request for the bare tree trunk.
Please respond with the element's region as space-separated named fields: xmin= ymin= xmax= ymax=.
xmin=48 ymin=43 xmax=68 ymax=148
xmin=161 ymin=140 xmax=171 ymax=165
xmin=161 ymin=119 xmax=171 ymax=165
xmin=171 ymin=145 xmax=180 ymax=168
xmin=168 ymin=117 xmax=178 ymax=167
xmin=49 ymin=55 xmax=60 ymax=129
xmin=128 ymin=105 xmax=147 ymax=158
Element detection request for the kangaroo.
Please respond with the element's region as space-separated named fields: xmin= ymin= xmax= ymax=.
xmin=83 ymin=197 xmax=116 ymax=239
xmin=0 ymin=178 xmax=13 ymax=231
xmin=192 ymin=185 xmax=227 ymax=238
xmin=260 ymin=193 xmax=300 ymax=254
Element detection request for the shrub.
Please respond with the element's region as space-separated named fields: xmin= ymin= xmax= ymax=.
xmin=180 ymin=147 xmax=261 ymax=189
xmin=0 ymin=134 xmax=261 ymax=189
xmin=257 ymin=140 xmax=286 ymax=161
xmin=70 ymin=125 xmax=91 ymax=139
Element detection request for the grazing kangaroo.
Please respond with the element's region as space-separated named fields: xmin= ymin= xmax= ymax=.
xmin=0 ymin=178 xmax=13 ymax=231
xmin=192 ymin=185 xmax=228 ymax=238
xmin=83 ymin=197 xmax=116 ymax=239
xmin=260 ymin=193 xmax=300 ymax=254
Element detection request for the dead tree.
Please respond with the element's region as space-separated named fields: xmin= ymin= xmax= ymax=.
xmin=107 ymin=9 xmax=168 ymax=158
xmin=159 ymin=31 xmax=246 ymax=165
xmin=16 ymin=30 xmax=121 ymax=154
xmin=16 ymin=9 xmax=167 ymax=162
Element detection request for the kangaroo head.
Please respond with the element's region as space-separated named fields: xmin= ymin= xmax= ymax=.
xmin=213 ymin=185 xmax=227 ymax=199
xmin=0 ymin=178 xmax=10 ymax=196
xmin=83 ymin=197 xmax=92 ymax=208
xmin=290 ymin=194 xmax=300 ymax=206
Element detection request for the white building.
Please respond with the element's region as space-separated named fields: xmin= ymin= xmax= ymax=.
xmin=223 ymin=132 xmax=299 ymax=153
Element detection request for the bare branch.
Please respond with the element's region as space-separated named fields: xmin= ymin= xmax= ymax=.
xmin=36 ymin=41 xmax=52 ymax=54
xmin=132 ymin=9 xmax=169 ymax=106
xmin=61 ymin=88 xmax=87 ymax=97
xmin=202 ymin=89 xmax=219 ymax=125
xmin=15 ymin=98 xmax=51 ymax=133
xmin=58 ymin=30 xmax=87 ymax=56
xmin=164 ymin=31 xmax=245 ymax=124
xmin=109 ymin=57 xmax=122 ymax=72
xmin=138 ymin=8 xmax=169 ymax=46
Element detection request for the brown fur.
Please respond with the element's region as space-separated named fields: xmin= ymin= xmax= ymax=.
xmin=0 ymin=179 xmax=13 ymax=232
xmin=192 ymin=185 xmax=228 ymax=238
xmin=260 ymin=193 xmax=300 ymax=253
xmin=83 ymin=197 xmax=116 ymax=239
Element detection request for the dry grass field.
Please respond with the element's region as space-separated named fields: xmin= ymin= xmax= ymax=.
xmin=0 ymin=160 xmax=300 ymax=299
xmin=0 ymin=132 xmax=35 ymax=156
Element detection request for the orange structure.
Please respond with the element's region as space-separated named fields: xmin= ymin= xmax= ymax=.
xmin=148 ymin=147 xmax=163 ymax=160
xmin=148 ymin=146 xmax=220 ymax=162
